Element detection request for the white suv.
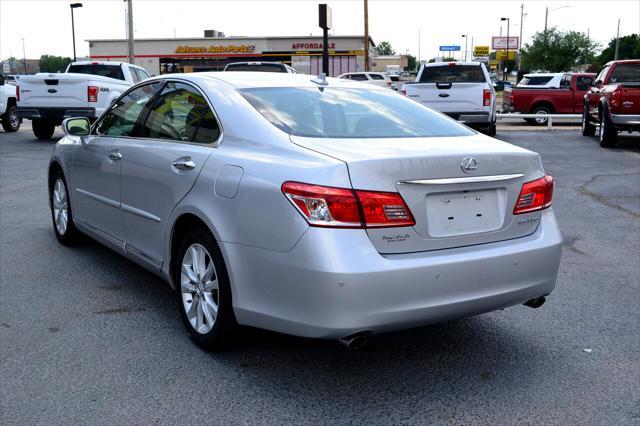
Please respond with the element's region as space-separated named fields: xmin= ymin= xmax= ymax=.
xmin=338 ymin=72 xmax=397 ymax=90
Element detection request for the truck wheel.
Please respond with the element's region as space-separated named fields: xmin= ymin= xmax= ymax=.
xmin=32 ymin=119 xmax=55 ymax=140
xmin=485 ymin=123 xmax=496 ymax=136
xmin=598 ymin=114 xmax=617 ymax=148
xmin=530 ymin=105 xmax=552 ymax=126
xmin=581 ymin=105 xmax=596 ymax=137
xmin=1 ymin=106 xmax=20 ymax=132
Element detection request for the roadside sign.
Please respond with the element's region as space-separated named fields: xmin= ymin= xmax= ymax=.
xmin=489 ymin=59 xmax=499 ymax=66
xmin=2 ymin=62 xmax=9 ymax=73
xmin=491 ymin=36 xmax=519 ymax=50
xmin=496 ymin=51 xmax=516 ymax=60
xmin=473 ymin=46 xmax=490 ymax=56
xmin=439 ymin=45 xmax=461 ymax=52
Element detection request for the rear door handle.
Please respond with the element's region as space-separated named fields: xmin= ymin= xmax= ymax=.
xmin=438 ymin=93 xmax=450 ymax=98
xmin=108 ymin=150 xmax=122 ymax=161
xmin=172 ymin=159 xmax=196 ymax=170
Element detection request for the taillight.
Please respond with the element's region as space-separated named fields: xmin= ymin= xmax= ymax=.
xmin=88 ymin=86 xmax=98 ymax=102
xmin=483 ymin=89 xmax=492 ymax=107
xmin=16 ymin=85 xmax=19 ymax=102
xmin=281 ymin=181 xmax=415 ymax=228
xmin=401 ymin=88 xmax=407 ymax=96
xmin=610 ymin=86 xmax=622 ymax=108
xmin=513 ymin=175 xmax=554 ymax=215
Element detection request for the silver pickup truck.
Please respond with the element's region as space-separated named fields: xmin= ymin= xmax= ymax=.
xmin=402 ymin=61 xmax=497 ymax=136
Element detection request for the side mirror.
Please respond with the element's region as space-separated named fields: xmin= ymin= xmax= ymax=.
xmin=594 ymin=79 xmax=603 ymax=87
xmin=62 ymin=117 xmax=91 ymax=137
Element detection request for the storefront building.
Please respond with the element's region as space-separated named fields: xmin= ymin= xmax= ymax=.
xmin=87 ymin=34 xmax=375 ymax=76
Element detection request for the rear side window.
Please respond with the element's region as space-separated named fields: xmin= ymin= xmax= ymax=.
xmin=369 ymin=74 xmax=384 ymax=80
xmin=225 ymin=64 xmax=285 ymax=73
xmin=609 ymin=64 xmax=640 ymax=84
xmin=520 ymin=76 xmax=553 ymax=86
xmin=241 ymin=87 xmax=474 ymax=139
xmin=419 ymin=65 xmax=485 ymax=83
xmin=94 ymin=82 xmax=160 ymax=136
xmin=141 ymin=82 xmax=220 ymax=144
xmin=67 ymin=64 xmax=125 ymax=81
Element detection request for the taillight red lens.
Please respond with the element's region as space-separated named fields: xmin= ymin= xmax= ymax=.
xmin=401 ymin=88 xmax=407 ymax=96
xmin=483 ymin=89 xmax=491 ymax=106
xmin=610 ymin=86 xmax=622 ymax=108
xmin=513 ymin=175 xmax=554 ymax=215
xmin=88 ymin=86 xmax=98 ymax=102
xmin=282 ymin=181 xmax=415 ymax=228
xmin=16 ymin=85 xmax=20 ymax=102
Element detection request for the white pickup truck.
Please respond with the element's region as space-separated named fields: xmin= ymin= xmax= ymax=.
xmin=402 ymin=61 xmax=497 ymax=135
xmin=0 ymin=74 xmax=20 ymax=132
xmin=17 ymin=61 xmax=150 ymax=139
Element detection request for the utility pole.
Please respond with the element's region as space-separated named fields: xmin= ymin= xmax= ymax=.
xmin=544 ymin=6 xmax=548 ymax=32
xmin=501 ymin=17 xmax=510 ymax=81
xmin=126 ymin=0 xmax=135 ymax=64
xmin=21 ymin=38 xmax=26 ymax=74
xmin=462 ymin=35 xmax=467 ymax=61
xmin=614 ymin=19 xmax=620 ymax=60
xmin=319 ymin=4 xmax=331 ymax=75
xmin=70 ymin=3 xmax=83 ymax=62
xmin=518 ymin=3 xmax=524 ymax=73
xmin=363 ymin=0 xmax=369 ymax=71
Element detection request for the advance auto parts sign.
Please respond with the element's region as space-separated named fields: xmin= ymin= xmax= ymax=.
xmin=175 ymin=45 xmax=256 ymax=54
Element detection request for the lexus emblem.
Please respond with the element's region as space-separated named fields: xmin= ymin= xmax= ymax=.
xmin=461 ymin=157 xmax=478 ymax=173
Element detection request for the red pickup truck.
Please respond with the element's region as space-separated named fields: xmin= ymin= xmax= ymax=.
xmin=503 ymin=73 xmax=595 ymax=125
xmin=582 ymin=60 xmax=640 ymax=147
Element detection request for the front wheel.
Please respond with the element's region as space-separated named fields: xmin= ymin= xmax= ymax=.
xmin=175 ymin=227 xmax=238 ymax=351
xmin=582 ymin=105 xmax=596 ymax=137
xmin=1 ymin=106 xmax=20 ymax=132
xmin=32 ymin=119 xmax=55 ymax=140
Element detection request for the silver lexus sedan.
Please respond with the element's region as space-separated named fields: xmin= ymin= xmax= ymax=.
xmin=48 ymin=72 xmax=562 ymax=350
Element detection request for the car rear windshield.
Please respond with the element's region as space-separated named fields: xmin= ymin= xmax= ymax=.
xmin=519 ymin=76 xmax=553 ymax=86
xmin=419 ymin=65 xmax=485 ymax=83
xmin=240 ymin=87 xmax=475 ymax=138
xmin=609 ymin=64 xmax=640 ymax=84
xmin=225 ymin=64 xmax=285 ymax=73
xmin=67 ymin=64 xmax=125 ymax=81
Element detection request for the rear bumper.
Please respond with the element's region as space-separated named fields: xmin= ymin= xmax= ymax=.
xmin=17 ymin=107 xmax=97 ymax=121
xmin=445 ymin=111 xmax=492 ymax=124
xmin=224 ymin=209 xmax=563 ymax=339
xmin=611 ymin=114 xmax=640 ymax=126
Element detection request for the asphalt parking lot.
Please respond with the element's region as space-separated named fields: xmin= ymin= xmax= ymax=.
xmin=1 ymin=126 xmax=639 ymax=424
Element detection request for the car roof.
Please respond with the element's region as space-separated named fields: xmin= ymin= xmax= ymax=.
xmin=155 ymin=71 xmax=379 ymax=90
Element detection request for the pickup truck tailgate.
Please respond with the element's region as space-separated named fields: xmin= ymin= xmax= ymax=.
xmin=408 ymin=82 xmax=487 ymax=113
xmin=18 ymin=74 xmax=90 ymax=108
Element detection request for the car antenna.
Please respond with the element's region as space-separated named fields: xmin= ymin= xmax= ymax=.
xmin=311 ymin=73 xmax=328 ymax=86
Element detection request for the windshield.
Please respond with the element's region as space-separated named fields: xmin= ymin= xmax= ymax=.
xmin=225 ymin=64 xmax=285 ymax=73
xmin=419 ymin=65 xmax=485 ymax=83
xmin=241 ymin=87 xmax=475 ymax=138
xmin=67 ymin=64 xmax=125 ymax=80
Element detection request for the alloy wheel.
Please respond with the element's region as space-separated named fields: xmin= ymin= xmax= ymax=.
xmin=9 ymin=109 xmax=19 ymax=129
xmin=180 ymin=243 xmax=219 ymax=334
xmin=52 ymin=179 xmax=68 ymax=235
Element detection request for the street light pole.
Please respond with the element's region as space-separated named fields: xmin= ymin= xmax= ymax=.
xmin=363 ymin=0 xmax=369 ymax=71
xmin=501 ymin=17 xmax=510 ymax=81
xmin=462 ymin=35 xmax=467 ymax=61
xmin=126 ymin=0 xmax=135 ymax=64
xmin=70 ymin=3 xmax=83 ymax=62
xmin=21 ymin=38 xmax=27 ymax=74
xmin=614 ymin=18 xmax=620 ymax=60
xmin=518 ymin=3 xmax=524 ymax=73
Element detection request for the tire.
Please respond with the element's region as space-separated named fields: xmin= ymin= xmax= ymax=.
xmin=50 ymin=170 xmax=82 ymax=245
xmin=485 ymin=123 xmax=497 ymax=137
xmin=32 ymin=119 xmax=55 ymax=140
xmin=530 ymin=105 xmax=552 ymax=126
xmin=598 ymin=112 xmax=617 ymax=148
xmin=1 ymin=105 xmax=20 ymax=132
xmin=582 ymin=104 xmax=596 ymax=137
xmin=174 ymin=227 xmax=238 ymax=351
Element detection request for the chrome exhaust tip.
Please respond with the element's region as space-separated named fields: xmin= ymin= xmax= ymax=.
xmin=524 ymin=296 xmax=546 ymax=309
xmin=338 ymin=333 xmax=369 ymax=350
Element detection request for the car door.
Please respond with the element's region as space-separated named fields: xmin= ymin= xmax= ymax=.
xmin=555 ymin=74 xmax=573 ymax=113
xmin=116 ymin=80 xmax=220 ymax=269
xmin=574 ymin=75 xmax=593 ymax=113
xmin=72 ymin=81 xmax=161 ymax=250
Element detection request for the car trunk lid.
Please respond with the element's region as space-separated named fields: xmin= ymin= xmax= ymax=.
xmin=291 ymin=133 xmax=545 ymax=254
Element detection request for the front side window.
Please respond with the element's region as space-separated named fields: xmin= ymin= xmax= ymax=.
xmin=419 ymin=65 xmax=485 ymax=83
xmin=241 ymin=87 xmax=474 ymax=139
xmin=94 ymin=82 xmax=160 ymax=136
xmin=135 ymin=68 xmax=150 ymax=81
xmin=129 ymin=66 xmax=140 ymax=83
xmin=595 ymin=66 xmax=610 ymax=84
xmin=141 ymin=81 xmax=220 ymax=143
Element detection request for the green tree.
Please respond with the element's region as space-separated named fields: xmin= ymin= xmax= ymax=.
xmin=405 ymin=54 xmax=417 ymax=71
xmin=596 ymin=34 xmax=640 ymax=66
xmin=520 ymin=28 xmax=599 ymax=72
xmin=39 ymin=55 xmax=72 ymax=73
xmin=375 ymin=41 xmax=395 ymax=56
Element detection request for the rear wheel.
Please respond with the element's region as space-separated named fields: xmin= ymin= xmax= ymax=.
xmin=32 ymin=119 xmax=55 ymax=140
xmin=1 ymin=105 xmax=20 ymax=132
xmin=50 ymin=171 xmax=82 ymax=244
xmin=582 ymin=104 xmax=596 ymax=137
xmin=599 ymin=112 xmax=617 ymax=148
xmin=174 ymin=227 xmax=238 ymax=350
xmin=529 ymin=105 xmax=552 ymax=126
xmin=485 ymin=123 xmax=497 ymax=137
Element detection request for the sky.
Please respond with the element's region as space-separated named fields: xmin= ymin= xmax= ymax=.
xmin=1 ymin=0 xmax=638 ymax=61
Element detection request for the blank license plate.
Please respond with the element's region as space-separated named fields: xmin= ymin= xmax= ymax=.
xmin=426 ymin=189 xmax=503 ymax=237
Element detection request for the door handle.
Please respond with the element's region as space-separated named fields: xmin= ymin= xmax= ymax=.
xmin=438 ymin=93 xmax=450 ymax=98
xmin=108 ymin=151 xmax=122 ymax=161
xmin=172 ymin=160 xmax=196 ymax=170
